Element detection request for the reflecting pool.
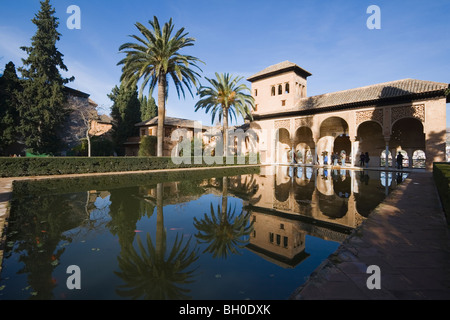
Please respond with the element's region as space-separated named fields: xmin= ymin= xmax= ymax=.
xmin=0 ymin=166 xmax=407 ymax=300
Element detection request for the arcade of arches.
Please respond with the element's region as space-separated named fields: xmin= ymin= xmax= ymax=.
xmin=250 ymin=110 xmax=433 ymax=169
xmin=246 ymin=61 xmax=449 ymax=171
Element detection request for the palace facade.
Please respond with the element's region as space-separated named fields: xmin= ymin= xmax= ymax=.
xmin=246 ymin=61 xmax=449 ymax=170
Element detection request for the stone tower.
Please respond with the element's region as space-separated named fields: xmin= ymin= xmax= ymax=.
xmin=247 ymin=61 xmax=312 ymax=115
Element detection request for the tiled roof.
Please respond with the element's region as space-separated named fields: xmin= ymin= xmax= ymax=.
xmin=247 ymin=61 xmax=312 ymax=82
xmin=291 ymin=79 xmax=448 ymax=112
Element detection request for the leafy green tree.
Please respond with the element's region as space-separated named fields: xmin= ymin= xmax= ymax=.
xmin=17 ymin=0 xmax=74 ymax=155
xmin=195 ymin=73 xmax=255 ymax=155
xmin=118 ymin=16 xmax=203 ymax=156
xmin=0 ymin=61 xmax=22 ymax=155
xmin=108 ymin=83 xmax=141 ymax=155
xmin=140 ymin=95 xmax=158 ymax=122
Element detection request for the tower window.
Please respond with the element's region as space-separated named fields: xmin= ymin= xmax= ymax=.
xmin=254 ymin=89 xmax=258 ymax=96
xmin=281 ymin=100 xmax=286 ymax=106
xmin=283 ymin=236 xmax=288 ymax=248
xmin=271 ymin=86 xmax=275 ymax=96
xmin=278 ymin=85 xmax=282 ymax=95
xmin=285 ymin=83 xmax=290 ymax=94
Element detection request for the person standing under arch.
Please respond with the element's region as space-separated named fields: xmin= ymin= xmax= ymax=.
xmin=364 ymin=152 xmax=370 ymax=168
xmin=396 ymin=152 xmax=404 ymax=170
xmin=359 ymin=152 xmax=365 ymax=167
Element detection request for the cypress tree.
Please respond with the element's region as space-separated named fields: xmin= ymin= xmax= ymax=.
xmin=0 ymin=61 xmax=22 ymax=155
xmin=108 ymin=83 xmax=141 ymax=155
xmin=140 ymin=95 xmax=158 ymax=122
xmin=17 ymin=0 xmax=74 ymax=155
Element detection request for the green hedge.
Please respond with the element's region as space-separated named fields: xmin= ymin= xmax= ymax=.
xmin=11 ymin=166 xmax=261 ymax=197
xmin=138 ymin=136 xmax=157 ymax=157
xmin=433 ymin=162 xmax=450 ymax=224
xmin=0 ymin=155 xmax=260 ymax=177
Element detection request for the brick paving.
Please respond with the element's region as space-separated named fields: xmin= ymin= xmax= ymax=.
xmin=291 ymin=171 xmax=450 ymax=300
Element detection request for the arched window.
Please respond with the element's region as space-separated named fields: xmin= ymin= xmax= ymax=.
xmin=412 ymin=150 xmax=426 ymax=168
xmin=271 ymin=86 xmax=275 ymax=96
xmin=395 ymin=150 xmax=409 ymax=168
xmin=278 ymin=84 xmax=282 ymax=95
xmin=285 ymin=83 xmax=290 ymax=94
xmin=380 ymin=150 xmax=392 ymax=167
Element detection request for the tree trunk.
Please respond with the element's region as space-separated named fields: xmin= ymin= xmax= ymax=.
xmin=156 ymin=182 xmax=164 ymax=257
xmin=221 ymin=176 xmax=228 ymax=219
xmin=86 ymin=127 xmax=91 ymax=157
xmin=157 ymin=75 xmax=166 ymax=157
xmin=223 ymin=107 xmax=228 ymax=157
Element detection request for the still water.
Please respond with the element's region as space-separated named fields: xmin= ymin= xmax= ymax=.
xmin=0 ymin=166 xmax=407 ymax=300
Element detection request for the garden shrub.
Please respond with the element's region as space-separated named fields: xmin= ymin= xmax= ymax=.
xmin=138 ymin=136 xmax=157 ymax=157
xmin=0 ymin=154 xmax=260 ymax=177
xmin=433 ymin=162 xmax=450 ymax=224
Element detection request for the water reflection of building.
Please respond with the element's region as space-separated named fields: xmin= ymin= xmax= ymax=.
xmin=246 ymin=212 xmax=310 ymax=268
xmin=249 ymin=165 xmax=406 ymax=228
xmin=244 ymin=165 xmax=407 ymax=267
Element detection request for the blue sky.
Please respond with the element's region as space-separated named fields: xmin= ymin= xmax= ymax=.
xmin=1 ymin=0 xmax=449 ymax=127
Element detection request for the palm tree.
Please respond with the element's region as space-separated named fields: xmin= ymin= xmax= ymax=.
xmin=195 ymin=73 xmax=255 ymax=156
xmin=118 ymin=16 xmax=203 ymax=156
xmin=114 ymin=183 xmax=199 ymax=300
xmin=193 ymin=177 xmax=254 ymax=259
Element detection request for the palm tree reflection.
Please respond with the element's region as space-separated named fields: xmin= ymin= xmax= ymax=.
xmin=114 ymin=183 xmax=199 ymax=300
xmin=193 ymin=177 xmax=254 ymax=259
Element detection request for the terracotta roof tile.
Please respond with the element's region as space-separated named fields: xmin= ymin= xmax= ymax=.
xmin=290 ymin=78 xmax=449 ymax=112
xmin=247 ymin=61 xmax=312 ymax=82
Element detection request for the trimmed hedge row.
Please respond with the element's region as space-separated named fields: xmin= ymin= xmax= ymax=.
xmin=433 ymin=162 xmax=450 ymax=224
xmin=11 ymin=166 xmax=261 ymax=197
xmin=0 ymin=156 xmax=260 ymax=177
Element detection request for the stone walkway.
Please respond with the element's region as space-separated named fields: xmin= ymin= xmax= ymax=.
xmin=291 ymin=171 xmax=450 ymax=300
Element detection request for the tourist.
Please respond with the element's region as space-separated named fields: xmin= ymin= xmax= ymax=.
xmin=324 ymin=153 xmax=328 ymax=165
xmin=396 ymin=152 xmax=404 ymax=169
xmin=333 ymin=152 xmax=338 ymax=166
xmin=340 ymin=153 xmax=346 ymax=167
xmin=364 ymin=152 xmax=370 ymax=168
xmin=359 ymin=153 xmax=365 ymax=167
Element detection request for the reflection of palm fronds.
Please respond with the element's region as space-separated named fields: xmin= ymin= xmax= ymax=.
xmin=193 ymin=202 xmax=254 ymax=259
xmin=228 ymin=174 xmax=259 ymax=200
xmin=114 ymin=232 xmax=198 ymax=300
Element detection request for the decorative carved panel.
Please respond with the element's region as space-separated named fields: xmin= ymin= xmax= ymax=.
xmin=273 ymin=198 xmax=290 ymax=211
xmin=356 ymin=109 xmax=383 ymax=127
xmin=274 ymin=119 xmax=290 ymax=130
xmin=391 ymin=104 xmax=425 ymax=124
xmin=294 ymin=117 xmax=313 ymax=128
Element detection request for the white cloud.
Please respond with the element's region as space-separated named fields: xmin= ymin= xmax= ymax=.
xmin=0 ymin=26 xmax=29 ymax=66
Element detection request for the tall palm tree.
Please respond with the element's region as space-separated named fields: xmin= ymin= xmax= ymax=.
xmin=195 ymin=73 xmax=255 ymax=156
xmin=118 ymin=16 xmax=203 ymax=156
xmin=193 ymin=177 xmax=254 ymax=259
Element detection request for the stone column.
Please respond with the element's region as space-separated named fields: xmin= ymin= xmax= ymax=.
xmin=313 ymin=138 xmax=318 ymax=165
xmin=406 ymin=149 xmax=413 ymax=168
xmin=384 ymin=136 xmax=390 ymax=169
xmin=350 ymin=136 xmax=357 ymax=167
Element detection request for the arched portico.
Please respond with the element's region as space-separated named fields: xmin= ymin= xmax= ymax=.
xmin=293 ymin=126 xmax=315 ymax=164
xmin=317 ymin=117 xmax=350 ymax=165
xmin=356 ymin=120 xmax=385 ymax=167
